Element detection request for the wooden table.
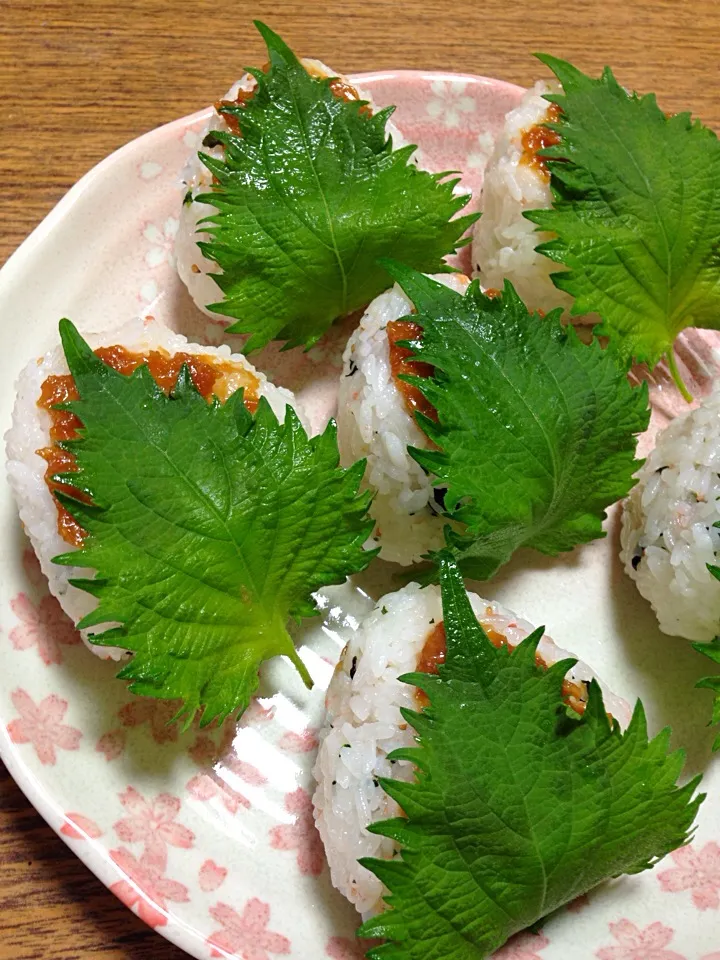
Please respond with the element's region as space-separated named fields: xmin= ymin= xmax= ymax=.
xmin=1 ymin=1 xmax=718 ymax=957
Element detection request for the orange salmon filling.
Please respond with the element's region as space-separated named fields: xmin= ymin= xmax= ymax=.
xmin=415 ymin=619 xmax=588 ymax=715
xmin=520 ymin=101 xmax=563 ymax=181
xmin=37 ymin=346 xmax=260 ymax=548
xmin=386 ymin=319 xmax=438 ymax=423
xmin=216 ymin=67 xmax=368 ymax=135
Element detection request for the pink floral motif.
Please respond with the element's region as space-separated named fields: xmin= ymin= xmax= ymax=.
xmin=566 ymin=893 xmax=590 ymax=913
xmin=7 ymin=689 xmax=82 ymax=765
xmin=142 ymin=217 xmax=179 ymax=269
xmin=189 ymin=732 xmax=221 ymax=768
xmin=199 ymin=859 xmax=228 ymax=892
xmin=118 ymin=697 xmax=183 ymax=745
xmin=326 ymin=937 xmax=380 ymax=960
xmin=701 ymin=954 xmax=720 ymax=960
xmin=658 ymin=842 xmax=720 ymax=910
xmin=596 ymin=920 xmax=687 ymax=960
xmin=240 ymin=697 xmax=276 ymax=726
xmin=278 ymin=727 xmax=319 ymax=754
xmin=96 ymin=728 xmax=127 ymax=761
xmin=269 ymin=787 xmax=325 ymax=876
xmin=22 ymin=547 xmax=44 ymax=589
xmin=187 ymin=772 xmax=250 ymax=814
xmin=114 ymin=786 xmax=194 ymax=863
xmin=188 ymin=725 xmax=234 ymax=768
xmin=207 ymin=899 xmax=291 ymax=959
xmin=8 ymin=593 xmax=80 ymax=665
xmin=492 ymin=931 xmax=549 ymax=960
xmin=226 ymin=757 xmax=267 ymax=785
xmin=187 ymin=725 xmax=266 ymax=815
xmin=110 ymin=846 xmax=189 ymax=928
xmin=138 ymin=161 xmax=163 ymax=181
xmin=60 ymin=813 xmax=103 ymax=840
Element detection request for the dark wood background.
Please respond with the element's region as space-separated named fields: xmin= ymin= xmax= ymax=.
xmin=1 ymin=1 xmax=719 ymax=957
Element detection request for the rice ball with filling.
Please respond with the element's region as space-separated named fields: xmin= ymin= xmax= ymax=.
xmin=336 ymin=274 xmax=469 ymax=566
xmin=312 ymin=581 xmax=631 ymax=917
xmin=5 ymin=316 xmax=301 ymax=660
xmin=472 ymin=81 xmax=573 ymax=315
xmin=176 ymin=60 xmax=406 ymax=320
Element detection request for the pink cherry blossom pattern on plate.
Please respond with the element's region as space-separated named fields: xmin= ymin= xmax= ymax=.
xmin=110 ymin=846 xmax=189 ymax=929
xmin=7 ymin=689 xmax=82 ymax=765
xmin=701 ymin=954 xmax=720 ymax=960
xmin=142 ymin=217 xmax=179 ymax=269
xmin=186 ymin=772 xmax=251 ymax=814
xmin=188 ymin=724 xmax=235 ymax=768
xmin=22 ymin=546 xmax=45 ymax=590
xmin=277 ymin=727 xmax=319 ymax=754
xmin=60 ymin=812 xmax=103 ymax=840
xmin=225 ymin=756 xmax=267 ymax=785
xmin=9 ymin=592 xmax=80 ymax=666
xmin=595 ymin=920 xmax=687 ymax=960
xmin=658 ymin=841 xmax=720 ymax=910
xmin=138 ymin=160 xmax=163 ymax=181
xmin=269 ymin=787 xmax=325 ymax=877
xmin=199 ymin=859 xmax=228 ymax=893
xmin=566 ymin=893 xmax=591 ymax=913
xmin=118 ymin=697 xmax=183 ymax=745
xmin=207 ymin=899 xmax=291 ymax=960
xmin=114 ymin=786 xmax=194 ymax=864
xmin=492 ymin=931 xmax=549 ymax=960
xmin=325 ymin=936 xmax=381 ymax=960
xmin=187 ymin=728 xmax=267 ymax=814
xmin=240 ymin=697 xmax=276 ymax=727
xmin=96 ymin=727 xmax=127 ymax=762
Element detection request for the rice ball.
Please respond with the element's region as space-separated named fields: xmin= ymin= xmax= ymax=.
xmin=175 ymin=60 xmax=406 ymax=321
xmin=472 ymin=81 xmax=573 ymax=315
xmin=336 ymin=275 xmax=470 ymax=566
xmin=312 ymin=581 xmax=631 ymax=917
xmin=620 ymin=382 xmax=720 ymax=641
xmin=5 ymin=316 xmax=301 ymax=660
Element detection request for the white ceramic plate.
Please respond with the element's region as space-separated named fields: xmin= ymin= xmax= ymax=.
xmin=1 ymin=71 xmax=719 ymax=960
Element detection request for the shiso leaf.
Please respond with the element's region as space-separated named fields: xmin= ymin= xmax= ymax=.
xmin=358 ymin=551 xmax=703 ymax=959
xmin=194 ymin=21 xmax=476 ymax=352
xmin=692 ymin=563 xmax=720 ymax=751
xmin=51 ymin=320 xmax=375 ymax=726
xmin=526 ymin=56 xmax=720 ymax=399
xmin=382 ymin=262 xmax=649 ymax=581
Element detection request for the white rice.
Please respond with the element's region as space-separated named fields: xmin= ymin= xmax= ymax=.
xmin=336 ymin=275 xmax=469 ymax=566
xmin=471 ymin=81 xmax=573 ymax=315
xmin=5 ymin=315 xmax=300 ymax=660
xmin=620 ymin=381 xmax=720 ymax=641
xmin=312 ymin=581 xmax=631 ymax=918
xmin=176 ymin=60 xmax=407 ymax=319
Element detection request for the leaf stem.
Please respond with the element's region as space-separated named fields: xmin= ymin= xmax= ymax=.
xmin=665 ymin=346 xmax=693 ymax=403
xmin=287 ymin=646 xmax=314 ymax=690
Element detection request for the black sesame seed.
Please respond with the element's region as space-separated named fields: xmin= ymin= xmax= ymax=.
xmin=631 ymin=553 xmax=643 ymax=570
xmin=346 ymin=359 xmax=358 ymax=377
xmin=349 ymin=656 xmax=358 ymax=680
